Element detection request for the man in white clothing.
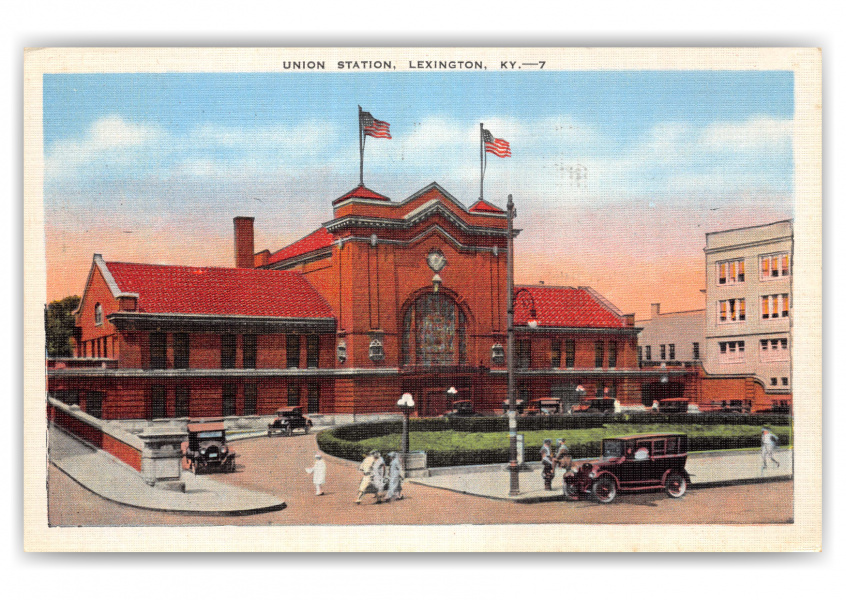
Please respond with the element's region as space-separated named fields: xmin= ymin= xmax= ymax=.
xmin=306 ymin=453 xmax=327 ymax=496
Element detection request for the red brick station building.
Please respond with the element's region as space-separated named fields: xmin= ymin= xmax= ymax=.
xmin=48 ymin=183 xmax=703 ymax=421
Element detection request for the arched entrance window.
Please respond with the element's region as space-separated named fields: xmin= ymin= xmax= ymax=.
xmin=402 ymin=293 xmax=467 ymax=366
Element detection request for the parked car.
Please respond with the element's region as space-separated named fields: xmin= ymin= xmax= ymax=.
xmin=267 ymin=406 xmax=314 ymax=436
xmin=571 ymin=397 xmax=616 ymax=414
xmin=181 ymin=419 xmax=236 ymax=474
xmin=443 ymin=400 xmax=479 ymax=418
xmin=657 ymin=397 xmax=689 ymax=413
xmin=563 ymin=433 xmax=690 ymax=503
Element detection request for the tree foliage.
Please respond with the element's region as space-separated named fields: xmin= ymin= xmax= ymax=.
xmin=45 ymin=295 xmax=80 ymax=357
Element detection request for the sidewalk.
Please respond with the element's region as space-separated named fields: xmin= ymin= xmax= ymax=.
xmin=409 ymin=449 xmax=793 ymax=503
xmin=49 ymin=424 xmax=287 ymax=515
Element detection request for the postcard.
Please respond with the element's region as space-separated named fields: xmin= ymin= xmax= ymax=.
xmin=23 ymin=47 xmax=821 ymax=552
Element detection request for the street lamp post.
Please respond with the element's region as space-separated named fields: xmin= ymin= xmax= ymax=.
xmin=446 ymin=386 xmax=458 ymax=412
xmin=506 ymin=194 xmax=520 ymax=496
xmin=397 ymin=393 xmax=415 ymax=455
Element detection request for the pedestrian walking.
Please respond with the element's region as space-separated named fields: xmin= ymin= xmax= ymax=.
xmin=305 ymin=453 xmax=326 ymax=496
xmin=355 ymin=450 xmax=377 ymax=504
xmin=555 ymin=438 xmax=573 ymax=476
xmin=371 ymin=451 xmax=387 ymax=503
xmin=540 ymin=438 xmax=555 ymax=491
xmin=384 ymin=451 xmax=405 ymax=502
xmin=761 ymin=427 xmax=780 ymax=473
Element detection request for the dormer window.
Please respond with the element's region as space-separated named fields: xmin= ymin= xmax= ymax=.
xmin=94 ymin=303 xmax=103 ymax=326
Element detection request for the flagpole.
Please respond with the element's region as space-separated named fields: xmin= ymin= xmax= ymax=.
xmin=358 ymin=106 xmax=365 ymax=186
xmin=479 ymin=123 xmax=484 ymax=201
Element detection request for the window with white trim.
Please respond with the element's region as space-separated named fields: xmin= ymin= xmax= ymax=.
xmin=94 ymin=303 xmax=103 ymax=326
xmin=759 ymin=338 xmax=789 ymax=362
xmin=718 ymin=298 xmax=746 ymax=323
xmin=760 ymin=253 xmax=790 ymax=280
xmin=717 ymin=259 xmax=745 ymax=285
xmin=761 ymin=294 xmax=789 ymax=320
xmin=718 ymin=340 xmax=745 ymax=364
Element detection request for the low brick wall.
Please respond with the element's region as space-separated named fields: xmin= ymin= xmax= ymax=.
xmin=48 ymin=397 xmax=144 ymax=472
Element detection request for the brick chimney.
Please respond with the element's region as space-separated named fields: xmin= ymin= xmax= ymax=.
xmin=234 ymin=217 xmax=255 ymax=269
xmin=650 ymin=303 xmax=661 ymax=318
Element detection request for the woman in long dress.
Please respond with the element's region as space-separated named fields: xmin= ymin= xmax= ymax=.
xmin=384 ymin=452 xmax=405 ymax=501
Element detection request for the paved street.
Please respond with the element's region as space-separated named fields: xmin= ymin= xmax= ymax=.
xmin=48 ymin=432 xmax=793 ymax=526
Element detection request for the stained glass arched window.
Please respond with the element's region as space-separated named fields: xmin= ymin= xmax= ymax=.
xmin=402 ymin=293 xmax=467 ymax=366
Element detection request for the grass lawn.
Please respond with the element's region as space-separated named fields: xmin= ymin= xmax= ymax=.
xmin=358 ymin=423 xmax=792 ymax=454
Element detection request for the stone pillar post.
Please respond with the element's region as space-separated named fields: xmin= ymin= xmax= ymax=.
xmin=138 ymin=428 xmax=187 ymax=492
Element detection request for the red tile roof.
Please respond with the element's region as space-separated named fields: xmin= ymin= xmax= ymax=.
xmin=266 ymin=227 xmax=336 ymax=266
xmin=332 ymin=184 xmax=390 ymax=205
xmin=104 ymin=262 xmax=335 ymax=319
xmin=468 ymin=199 xmax=506 ymax=214
xmin=513 ymin=286 xmax=630 ymax=329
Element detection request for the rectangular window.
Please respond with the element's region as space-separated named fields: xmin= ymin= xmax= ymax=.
xmin=173 ymin=333 xmax=189 ymax=369
xmin=221 ymin=334 xmax=237 ymax=369
xmin=645 ymin=345 xmax=651 ymax=361
xmin=770 ymin=377 xmax=778 ymax=386
xmin=718 ymin=298 xmax=746 ymax=323
xmin=761 ymin=294 xmax=790 ymax=320
xmin=718 ymin=340 xmax=745 ymax=364
xmin=286 ymin=335 xmax=301 ymax=369
xmin=637 ymin=345 xmax=643 ymax=363
xmin=150 ymin=332 xmax=167 ymax=369
xmin=595 ymin=341 xmax=604 ymax=368
xmin=692 ymin=342 xmax=700 ymax=360
xmin=175 ymin=385 xmax=190 ymax=418
xmin=550 ymin=340 xmax=562 ymax=369
xmin=242 ymin=334 xmax=257 ymax=369
xmin=306 ymin=335 xmax=320 ymax=368
xmin=243 ymin=383 xmax=257 ymax=416
xmin=564 ymin=340 xmax=575 ymax=368
xmin=287 ymin=383 xmax=301 ymax=407
xmin=608 ymin=341 xmax=617 ymax=368
xmin=307 ymin=383 xmax=320 ymax=414
xmin=659 ymin=344 xmax=666 ymax=361
xmin=668 ymin=344 xmax=675 ymax=361
xmin=717 ymin=259 xmax=745 ymax=285
xmin=781 ymin=377 xmax=789 ymax=386
xmin=86 ymin=391 xmax=103 ymax=419
xmin=151 ymin=385 xmax=166 ymax=419
xmin=517 ymin=339 xmax=531 ymax=369
xmin=761 ymin=253 xmax=791 ymax=280
xmin=606 ymin=383 xmax=617 ymax=399
xmin=760 ymin=338 xmax=789 ymax=362
xmin=222 ymin=382 xmax=237 ymax=416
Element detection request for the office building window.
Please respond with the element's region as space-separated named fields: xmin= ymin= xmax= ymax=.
xmin=287 ymin=335 xmax=301 ymax=368
xmin=781 ymin=377 xmax=789 ymax=386
xmin=150 ymin=385 xmax=166 ymax=419
xmin=637 ymin=346 xmax=643 ymax=363
xmin=242 ymin=334 xmax=257 ymax=369
xmin=86 ymin=391 xmax=103 ymax=419
xmin=517 ymin=339 xmax=531 ymax=369
xmin=718 ymin=340 xmax=745 ymax=364
xmin=770 ymin=377 xmax=778 ymax=386
xmin=717 ymin=259 xmax=745 ymax=285
xmin=760 ymin=253 xmax=790 ymax=280
xmin=550 ymin=340 xmax=561 ymax=369
xmin=668 ymin=344 xmax=675 ymax=361
xmin=174 ymin=333 xmax=189 ymax=369
xmin=150 ymin=332 xmax=167 ymax=369
xmin=645 ymin=346 xmax=652 ymax=361
xmin=659 ymin=344 xmax=666 ymax=361
xmin=760 ymin=338 xmax=789 ymax=362
xmin=175 ymin=385 xmax=190 ymax=418
xmin=608 ymin=341 xmax=618 ymax=368
xmin=719 ymin=298 xmax=746 ymax=323
xmin=692 ymin=342 xmax=700 ymax=360
xmin=221 ymin=334 xmax=237 ymax=369
xmin=564 ymin=340 xmax=575 ymax=368
xmin=761 ymin=294 xmax=789 ymax=320
xmin=595 ymin=341 xmax=604 ymax=368
xmin=307 ymin=383 xmax=320 ymax=414
xmin=287 ymin=383 xmax=301 ymax=407
xmin=243 ymin=383 xmax=257 ymax=416
xmin=222 ymin=382 xmax=237 ymax=416
xmin=306 ymin=335 xmax=320 ymax=368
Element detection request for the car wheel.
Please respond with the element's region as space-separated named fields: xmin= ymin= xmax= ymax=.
xmin=665 ymin=472 xmax=687 ymax=498
xmin=563 ymin=480 xmax=579 ymax=500
xmin=592 ymin=476 xmax=617 ymax=503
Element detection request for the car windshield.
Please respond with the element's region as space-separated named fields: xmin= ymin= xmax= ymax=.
xmin=602 ymin=440 xmax=624 ymax=458
xmin=197 ymin=431 xmax=224 ymax=440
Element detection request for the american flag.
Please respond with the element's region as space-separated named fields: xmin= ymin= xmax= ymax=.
xmin=361 ymin=111 xmax=392 ymax=139
xmin=482 ymin=128 xmax=511 ymax=157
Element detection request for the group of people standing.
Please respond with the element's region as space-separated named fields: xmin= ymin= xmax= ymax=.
xmin=540 ymin=438 xmax=574 ymax=491
xmin=356 ymin=450 xmax=405 ymax=504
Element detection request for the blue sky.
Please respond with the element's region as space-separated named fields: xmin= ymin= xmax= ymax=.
xmin=43 ymin=70 xmax=795 ymax=314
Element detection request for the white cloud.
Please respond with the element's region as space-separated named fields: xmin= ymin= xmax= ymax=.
xmin=699 ymin=117 xmax=792 ymax=151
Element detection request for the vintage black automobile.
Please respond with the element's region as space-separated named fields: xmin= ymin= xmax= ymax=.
xmin=563 ymin=433 xmax=690 ymax=503
xmin=181 ymin=419 xmax=237 ymax=474
xmin=267 ymin=406 xmax=313 ymax=436
xmin=443 ymin=400 xmax=479 ymax=418
xmin=571 ymin=397 xmax=616 ymax=415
